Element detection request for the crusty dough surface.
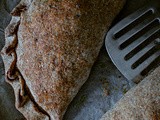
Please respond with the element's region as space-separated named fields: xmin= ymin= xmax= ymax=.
xmin=1 ymin=0 xmax=125 ymax=119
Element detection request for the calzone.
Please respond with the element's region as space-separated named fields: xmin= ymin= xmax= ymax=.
xmin=1 ymin=0 xmax=125 ymax=119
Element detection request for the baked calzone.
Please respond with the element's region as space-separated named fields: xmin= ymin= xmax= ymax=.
xmin=1 ymin=0 xmax=125 ymax=119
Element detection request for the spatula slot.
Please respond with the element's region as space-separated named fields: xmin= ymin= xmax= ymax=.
xmin=134 ymin=51 xmax=160 ymax=73
xmin=141 ymin=55 xmax=160 ymax=76
xmin=131 ymin=46 xmax=159 ymax=69
xmin=119 ymin=19 xmax=159 ymax=50
xmin=114 ymin=9 xmax=153 ymax=39
xmin=124 ymin=30 xmax=160 ymax=60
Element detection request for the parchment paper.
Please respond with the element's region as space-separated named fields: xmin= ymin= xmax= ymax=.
xmin=0 ymin=0 xmax=151 ymax=120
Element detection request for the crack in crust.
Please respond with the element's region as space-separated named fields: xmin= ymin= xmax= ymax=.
xmin=11 ymin=0 xmax=33 ymax=16
xmin=11 ymin=5 xmax=27 ymax=16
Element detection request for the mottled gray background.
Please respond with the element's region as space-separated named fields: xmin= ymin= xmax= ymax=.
xmin=0 ymin=0 xmax=153 ymax=120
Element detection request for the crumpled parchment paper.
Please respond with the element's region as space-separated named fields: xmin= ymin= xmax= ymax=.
xmin=0 ymin=0 xmax=151 ymax=119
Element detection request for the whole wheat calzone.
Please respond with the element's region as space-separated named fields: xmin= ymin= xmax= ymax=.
xmin=1 ymin=0 xmax=125 ymax=119
xmin=101 ymin=67 xmax=160 ymax=120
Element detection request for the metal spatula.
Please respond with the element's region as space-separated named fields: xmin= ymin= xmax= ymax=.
xmin=105 ymin=2 xmax=160 ymax=83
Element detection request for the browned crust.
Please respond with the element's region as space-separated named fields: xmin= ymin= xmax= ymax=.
xmin=1 ymin=16 xmax=50 ymax=119
xmin=1 ymin=0 xmax=126 ymax=119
